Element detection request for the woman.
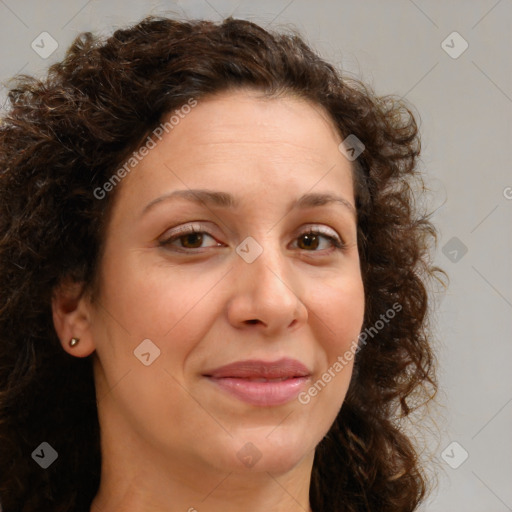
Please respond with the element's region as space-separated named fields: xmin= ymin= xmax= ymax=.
xmin=0 ymin=15 xmax=445 ymax=512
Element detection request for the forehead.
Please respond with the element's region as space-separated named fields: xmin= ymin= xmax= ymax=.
xmin=112 ymin=89 xmax=355 ymax=216
xmin=162 ymin=89 xmax=344 ymax=161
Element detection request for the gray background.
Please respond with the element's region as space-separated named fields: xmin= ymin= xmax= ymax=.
xmin=1 ymin=1 xmax=511 ymax=510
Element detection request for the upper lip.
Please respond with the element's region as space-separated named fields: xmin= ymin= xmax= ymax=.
xmin=204 ymin=357 xmax=311 ymax=379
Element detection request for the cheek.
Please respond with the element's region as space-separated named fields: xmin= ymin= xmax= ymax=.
xmin=101 ymin=254 xmax=223 ymax=339
xmin=299 ymin=275 xmax=364 ymax=430
xmin=95 ymin=258 xmax=231 ymax=392
xmin=91 ymin=259 xmax=221 ymax=440
xmin=309 ymin=272 xmax=365 ymax=351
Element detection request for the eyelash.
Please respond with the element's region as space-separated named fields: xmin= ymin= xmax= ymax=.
xmin=159 ymin=223 xmax=346 ymax=254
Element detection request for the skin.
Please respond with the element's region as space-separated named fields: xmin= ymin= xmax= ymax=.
xmin=52 ymin=88 xmax=365 ymax=512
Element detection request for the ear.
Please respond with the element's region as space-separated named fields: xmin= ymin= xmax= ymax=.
xmin=52 ymin=278 xmax=96 ymax=358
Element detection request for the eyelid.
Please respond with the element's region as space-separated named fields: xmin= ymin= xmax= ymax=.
xmin=295 ymin=224 xmax=342 ymax=241
xmin=162 ymin=222 xmax=211 ymax=237
xmin=159 ymin=222 xmax=346 ymax=251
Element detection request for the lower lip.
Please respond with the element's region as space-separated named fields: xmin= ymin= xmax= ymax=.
xmin=207 ymin=376 xmax=309 ymax=406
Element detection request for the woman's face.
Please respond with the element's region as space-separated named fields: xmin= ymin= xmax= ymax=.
xmin=82 ymin=89 xmax=365 ymax=477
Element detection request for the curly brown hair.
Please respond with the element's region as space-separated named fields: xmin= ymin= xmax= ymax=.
xmin=0 ymin=15 xmax=445 ymax=512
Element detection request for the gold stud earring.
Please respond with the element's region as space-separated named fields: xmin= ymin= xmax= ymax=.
xmin=69 ymin=337 xmax=80 ymax=347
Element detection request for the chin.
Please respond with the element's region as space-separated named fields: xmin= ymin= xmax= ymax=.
xmin=208 ymin=430 xmax=314 ymax=475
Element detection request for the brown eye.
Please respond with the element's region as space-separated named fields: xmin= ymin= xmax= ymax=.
xmin=294 ymin=229 xmax=344 ymax=252
xmin=160 ymin=225 xmax=221 ymax=252
xmin=159 ymin=224 xmax=344 ymax=254
xmin=297 ymin=233 xmax=320 ymax=250
xmin=180 ymin=232 xmax=205 ymax=249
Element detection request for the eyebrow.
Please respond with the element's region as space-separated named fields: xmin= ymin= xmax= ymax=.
xmin=141 ymin=189 xmax=356 ymax=218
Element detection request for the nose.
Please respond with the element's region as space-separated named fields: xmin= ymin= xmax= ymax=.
xmin=226 ymin=239 xmax=308 ymax=337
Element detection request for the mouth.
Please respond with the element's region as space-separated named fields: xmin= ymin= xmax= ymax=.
xmin=203 ymin=358 xmax=311 ymax=407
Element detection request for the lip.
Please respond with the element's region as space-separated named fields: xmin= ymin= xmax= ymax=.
xmin=203 ymin=358 xmax=311 ymax=406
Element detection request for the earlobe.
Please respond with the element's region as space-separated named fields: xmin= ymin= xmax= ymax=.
xmin=52 ymin=279 xmax=96 ymax=358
